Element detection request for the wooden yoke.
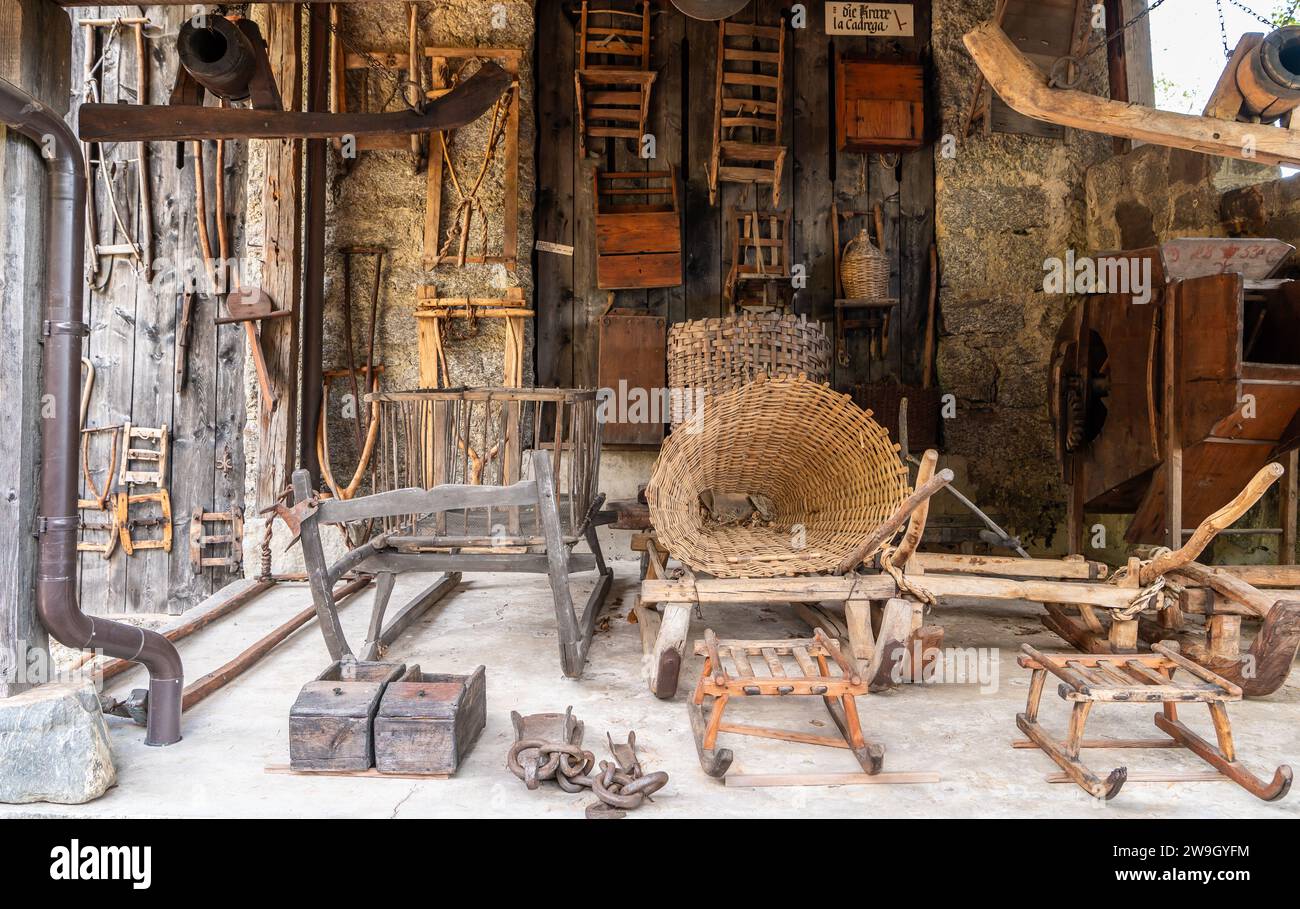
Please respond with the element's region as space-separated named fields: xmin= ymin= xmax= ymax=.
xmin=835 ymin=468 xmax=953 ymax=575
xmin=1139 ymin=463 xmax=1285 ymax=586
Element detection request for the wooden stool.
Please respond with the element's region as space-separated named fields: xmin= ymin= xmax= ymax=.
xmin=688 ymin=628 xmax=883 ymax=779
xmin=1016 ymin=642 xmax=1292 ymax=801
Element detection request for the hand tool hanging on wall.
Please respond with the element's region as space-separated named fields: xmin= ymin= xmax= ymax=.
xmin=79 ymin=16 xmax=153 ymax=289
xmin=339 ymin=246 xmax=386 ymax=448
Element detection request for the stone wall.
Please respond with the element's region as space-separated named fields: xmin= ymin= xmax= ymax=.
xmin=932 ymin=0 xmax=1112 ymax=550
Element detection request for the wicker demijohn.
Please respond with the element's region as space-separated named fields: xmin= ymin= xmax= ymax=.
xmin=667 ymin=311 xmax=831 ymax=425
xmin=647 ymin=374 xmax=909 ymax=578
xmin=840 ymin=228 xmax=890 ymax=299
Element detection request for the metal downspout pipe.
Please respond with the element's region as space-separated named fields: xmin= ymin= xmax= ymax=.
xmin=0 ymin=73 xmax=183 ymax=745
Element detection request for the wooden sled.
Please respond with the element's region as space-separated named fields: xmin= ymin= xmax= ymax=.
xmin=294 ymin=450 xmax=612 ymax=679
xmin=1017 ymin=644 xmax=1292 ymax=802
xmin=688 ymin=629 xmax=883 ymax=779
xmin=962 ymin=21 xmax=1300 ymax=168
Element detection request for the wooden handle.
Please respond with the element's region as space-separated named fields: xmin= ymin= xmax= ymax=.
xmin=836 ymin=469 xmax=954 ymax=575
xmin=1140 ymin=463 xmax=1286 ymax=585
xmin=891 ymin=449 xmax=939 ymax=570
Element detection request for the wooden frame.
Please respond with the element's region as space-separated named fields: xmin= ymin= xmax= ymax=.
xmin=1016 ymin=643 xmax=1292 ymax=801
xmin=422 ymin=47 xmax=521 ymax=270
xmin=708 ymin=17 xmax=787 ymax=207
xmin=574 ymin=0 xmax=657 ymax=157
xmin=117 ymin=423 xmax=168 ymax=487
xmin=413 ymin=286 xmax=530 ymax=388
xmin=329 ymin=2 xmax=424 ymax=155
xmin=189 ymin=506 xmax=243 ymax=573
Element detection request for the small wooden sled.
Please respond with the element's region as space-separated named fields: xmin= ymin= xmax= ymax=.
xmin=1016 ymin=643 xmax=1292 ymax=802
xmin=689 ymin=628 xmax=883 ymax=780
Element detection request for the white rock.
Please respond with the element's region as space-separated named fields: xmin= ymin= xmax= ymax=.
xmin=0 ymin=681 xmax=116 ymax=804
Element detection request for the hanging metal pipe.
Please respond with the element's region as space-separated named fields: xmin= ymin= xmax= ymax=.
xmin=0 ymin=74 xmax=183 ymax=746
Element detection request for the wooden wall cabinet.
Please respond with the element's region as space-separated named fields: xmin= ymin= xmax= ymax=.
xmin=836 ymin=56 xmax=925 ymax=153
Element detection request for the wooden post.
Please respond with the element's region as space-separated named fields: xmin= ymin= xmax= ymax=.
xmin=0 ymin=0 xmax=69 ymax=693
xmin=1282 ymin=449 xmax=1298 ymax=565
xmin=254 ymin=4 xmax=303 ymax=509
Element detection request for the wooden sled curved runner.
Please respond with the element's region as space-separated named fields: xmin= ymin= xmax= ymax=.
xmin=1017 ymin=643 xmax=1292 ymax=802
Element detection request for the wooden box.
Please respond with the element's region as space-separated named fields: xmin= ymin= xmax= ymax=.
xmin=836 ymin=57 xmax=925 ymax=153
xmin=594 ymin=167 xmax=683 ymax=290
xmin=289 ymin=660 xmax=406 ymax=771
xmin=374 ymin=664 xmax=486 ymax=775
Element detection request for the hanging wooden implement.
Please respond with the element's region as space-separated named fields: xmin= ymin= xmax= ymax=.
xmin=79 ymin=61 xmax=512 ymax=142
xmin=422 ymin=47 xmax=521 ymax=270
xmin=79 ymin=16 xmax=154 ymax=288
xmin=330 ymin=3 xmax=425 ymax=159
xmin=962 ymin=21 xmax=1300 ymax=168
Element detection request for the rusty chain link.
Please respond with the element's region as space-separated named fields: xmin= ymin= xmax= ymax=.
xmin=507 ymin=734 xmax=669 ymax=819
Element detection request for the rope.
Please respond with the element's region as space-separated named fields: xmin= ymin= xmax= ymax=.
xmin=1108 ymin=546 xmax=1185 ymax=620
xmin=879 ymin=544 xmax=938 ymax=609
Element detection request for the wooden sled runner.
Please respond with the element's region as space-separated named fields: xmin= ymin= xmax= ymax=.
xmin=689 ymin=629 xmax=883 ymax=779
xmin=1017 ymin=643 xmax=1292 ymax=801
xmin=962 ymin=21 xmax=1300 ymax=168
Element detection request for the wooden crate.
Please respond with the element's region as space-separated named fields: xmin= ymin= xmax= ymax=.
xmin=374 ymin=664 xmax=486 ymax=775
xmin=835 ymin=57 xmax=925 ymax=153
xmin=289 ymin=660 xmax=406 ymax=771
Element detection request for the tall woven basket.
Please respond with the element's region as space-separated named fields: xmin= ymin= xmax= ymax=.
xmin=840 ymin=228 xmax=890 ymax=299
xmin=647 ymin=374 xmax=909 ymax=578
xmin=667 ymin=311 xmax=831 ymax=426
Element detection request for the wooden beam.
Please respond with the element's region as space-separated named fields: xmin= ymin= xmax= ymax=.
xmin=78 ymin=63 xmax=511 ymax=142
xmin=962 ymin=21 xmax=1300 ymax=168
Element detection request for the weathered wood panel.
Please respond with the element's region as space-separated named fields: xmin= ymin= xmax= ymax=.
xmin=0 ymin=0 xmax=69 ymax=692
xmin=534 ymin=1 xmax=937 ymax=400
xmin=70 ymin=5 xmax=248 ymax=615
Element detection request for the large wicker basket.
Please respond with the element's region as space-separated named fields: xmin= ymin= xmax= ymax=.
xmin=647 ymin=374 xmax=909 ymax=578
xmin=667 ymin=311 xmax=831 ymax=425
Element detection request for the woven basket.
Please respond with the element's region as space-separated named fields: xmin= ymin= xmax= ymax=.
xmin=647 ymin=374 xmax=909 ymax=578
xmin=841 ymin=228 xmax=890 ymax=299
xmin=667 ymin=312 xmax=831 ymax=425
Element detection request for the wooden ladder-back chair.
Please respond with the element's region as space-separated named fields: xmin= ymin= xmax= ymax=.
xmin=724 ymin=207 xmax=792 ymax=308
xmin=294 ymin=388 xmax=612 ymax=679
xmin=575 ymin=1 xmax=657 ymax=157
xmin=709 ymin=17 xmax=787 ymax=207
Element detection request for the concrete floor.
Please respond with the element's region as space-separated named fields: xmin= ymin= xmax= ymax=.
xmin=4 ymin=560 xmax=1299 ymax=818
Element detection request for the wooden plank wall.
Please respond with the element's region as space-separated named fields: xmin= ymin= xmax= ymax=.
xmin=534 ymin=0 xmax=935 ymax=391
xmin=72 ymin=6 xmax=247 ymax=615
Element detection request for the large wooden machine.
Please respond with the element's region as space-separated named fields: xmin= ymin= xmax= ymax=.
xmin=1051 ymin=238 xmax=1300 ymax=560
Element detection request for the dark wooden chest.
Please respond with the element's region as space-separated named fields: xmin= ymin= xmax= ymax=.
xmin=289 ymin=660 xmax=406 ymax=771
xmin=374 ymin=664 xmax=487 ymax=775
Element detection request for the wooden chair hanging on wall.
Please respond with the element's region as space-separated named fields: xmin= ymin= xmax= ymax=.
xmin=330 ymin=3 xmax=425 ymax=158
xmin=422 ymin=47 xmax=521 ymax=270
xmin=574 ymin=0 xmax=657 ymax=157
xmin=593 ymin=166 xmax=682 ymax=290
xmin=723 ymin=208 xmax=792 ymax=309
xmin=709 ymin=17 xmax=787 ymax=207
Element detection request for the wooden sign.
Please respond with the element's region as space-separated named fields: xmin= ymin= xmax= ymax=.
xmin=825 ymin=2 xmax=914 ymax=37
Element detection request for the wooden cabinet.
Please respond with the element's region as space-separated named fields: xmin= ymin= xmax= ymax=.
xmin=836 ymin=57 xmax=925 ymax=153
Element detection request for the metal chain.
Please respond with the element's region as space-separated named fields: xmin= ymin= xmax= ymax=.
xmin=1078 ymin=0 xmax=1173 ymax=60
xmin=1218 ymin=0 xmax=1233 ymax=55
xmin=1223 ymin=0 xmax=1279 ymax=26
xmin=306 ymin=4 xmax=423 ymax=113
